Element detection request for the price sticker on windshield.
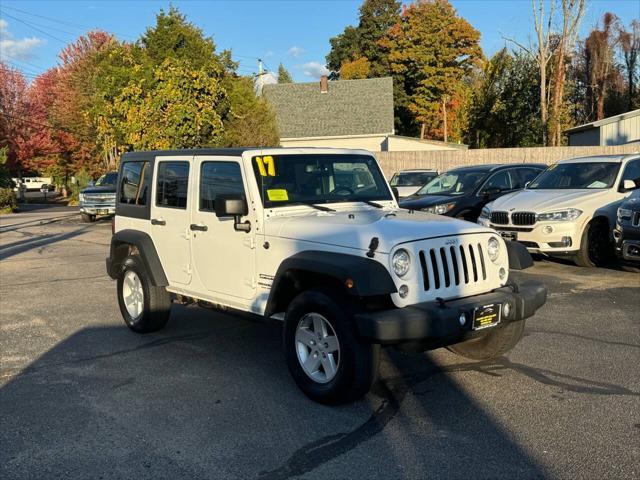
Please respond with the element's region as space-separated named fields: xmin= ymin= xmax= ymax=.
xmin=267 ymin=189 xmax=288 ymax=201
xmin=255 ymin=156 xmax=276 ymax=177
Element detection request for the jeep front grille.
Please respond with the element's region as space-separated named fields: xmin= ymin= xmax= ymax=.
xmin=511 ymin=212 xmax=536 ymax=226
xmin=491 ymin=211 xmax=509 ymax=225
xmin=418 ymin=242 xmax=487 ymax=292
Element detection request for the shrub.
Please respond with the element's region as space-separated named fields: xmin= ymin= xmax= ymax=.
xmin=0 ymin=188 xmax=17 ymax=213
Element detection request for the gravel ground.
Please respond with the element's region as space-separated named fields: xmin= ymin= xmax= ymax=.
xmin=1 ymin=208 xmax=638 ymax=480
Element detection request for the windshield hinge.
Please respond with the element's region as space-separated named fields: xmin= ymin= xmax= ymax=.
xmin=366 ymin=237 xmax=379 ymax=258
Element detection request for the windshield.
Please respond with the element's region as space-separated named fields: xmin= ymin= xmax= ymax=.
xmin=252 ymin=154 xmax=392 ymax=207
xmin=390 ymin=171 xmax=437 ymax=187
xmin=528 ymin=162 xmax=620 ymax=189
xmin=95 ymin=172 xmax=118 ymax=186
xmin=416 ymin=170 xmax=486 ymax=196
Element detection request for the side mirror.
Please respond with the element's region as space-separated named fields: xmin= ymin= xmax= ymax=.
xmin=391 ymin=187 xmax=400 ymax=200
xmin=525 ymin=181 xmax=531 ymax=188
xmin=621 ymin=179 xmax=637 ymax=192
xmin=215 ymin=194 xmax=251 ymax=232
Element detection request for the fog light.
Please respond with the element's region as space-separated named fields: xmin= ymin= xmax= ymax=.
xmin=503 ymin=302 xmax=511 ymax=318
xmin=398 ymin=284 xmax=409 ymax=298
xmin=543 ymin=225 xmax=554 ymax=234
xmin=459 ymin=313 xmax=467 ymax=326
xmin=499 ymin=267 xmax=506 ymax=280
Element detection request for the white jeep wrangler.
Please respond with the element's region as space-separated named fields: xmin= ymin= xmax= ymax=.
xmin=106 ymin=148 xmax=546 ymax=404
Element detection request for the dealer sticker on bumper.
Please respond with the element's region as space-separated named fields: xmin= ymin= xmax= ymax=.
xmin=472 ymin=303 xmax=502 ymax=330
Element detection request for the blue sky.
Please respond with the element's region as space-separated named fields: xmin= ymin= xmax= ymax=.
xmin=1 ymin=0 xmax=638 ymax=82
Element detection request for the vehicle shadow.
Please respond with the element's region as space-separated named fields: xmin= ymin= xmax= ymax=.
xmin=0 ymin=303 xmax=549 ymax=480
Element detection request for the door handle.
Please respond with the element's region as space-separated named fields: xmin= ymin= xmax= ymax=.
xmin=190 ymin=223 xmax=208 ymax=232
xmin=151 ymin=218 xmax=166 ymax=226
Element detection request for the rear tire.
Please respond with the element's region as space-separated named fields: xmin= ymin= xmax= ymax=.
xmin=283 ymin=289 xmax=379 ymax=404
xmin=574 ymin=220 xmax=611 ymax=267
xmin=117 ymin=255 xmax=171 ymax=333
xmin=448 ymin=320 xmax=525 ymax=360
xmin=81 ymin=213 xmax=95 ymax=223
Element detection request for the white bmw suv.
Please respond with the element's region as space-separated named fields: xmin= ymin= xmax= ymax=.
xmin=478 ymin=154 xmax=640 ymax=267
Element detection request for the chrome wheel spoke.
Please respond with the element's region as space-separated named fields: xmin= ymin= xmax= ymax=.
xmin=323 ymin=336 xmax=339 ymax=353
xmin=303 ymin=352 xmax=321 ymax=373
xmin=312 ymin=315 xmax=327 ymax=337
xmin=296 ymin=312 xmax=340 ymax=384
xmin=321 ymin=353 xmax=337 ymax=378
xmin=295 ymin=328 xmax=317 ymax=347
xmin=123 ymin=271 xmax=144 ymax=319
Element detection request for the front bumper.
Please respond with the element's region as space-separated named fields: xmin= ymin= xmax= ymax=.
xmin=355 ymin=279 xmax=546 ymax=346
xmin=614 ymin=224 xmax=640 ymax=262
xmin=80 ymin=204 xmax=115 ymax=215
xmin=478 ymin=217 xmax=581 ymax=254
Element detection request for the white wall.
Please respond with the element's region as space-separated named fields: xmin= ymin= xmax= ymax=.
xmin=385 ymin=136 xmax=462 ymax=152
xmin=601 ymin=115 xmax=640 ymax=145
xmin=280 ymin=135 xmax=388 ymax=151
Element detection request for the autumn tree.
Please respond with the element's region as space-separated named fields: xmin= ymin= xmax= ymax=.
xmin=618 ymin=20 xmax=640 ymax=111
xmin=277 ymin=63 xmax=293 ymax=83
xmin=585 ymin=13 xmax=620 ymax=120
xmin=326 ymin=0 xmax=401 ymax=77
xmin=222 ymin=76 xmax=279 ymax=147
xmin=0 ymin=63 xmax=30 ymax=171
xmin=383 ymin=0 xmax=482 ymax=139
xmin=339 ymin=57 xmax=371 ymax=79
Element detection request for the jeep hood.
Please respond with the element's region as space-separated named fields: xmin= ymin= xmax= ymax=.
xmin=489 ymin=189 xmax=610 ymax=213
xmin=265 ymin=208 xmax=492 ymax=253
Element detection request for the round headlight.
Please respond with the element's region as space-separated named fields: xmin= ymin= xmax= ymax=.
xmin=392 ymin=249 xmax=411 ymax=277
xmin=487 ymin=237 xmax=500 ymax=263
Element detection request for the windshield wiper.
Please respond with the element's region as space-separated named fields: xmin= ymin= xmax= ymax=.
xmin=301 ymin=202 xmax=335 ymax=212
xmin=358 ymin=200 xmax=384 ymax=208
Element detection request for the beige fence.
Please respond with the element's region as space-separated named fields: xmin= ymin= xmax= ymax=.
xmin=375 ymin=144 xmax=640 ymax=178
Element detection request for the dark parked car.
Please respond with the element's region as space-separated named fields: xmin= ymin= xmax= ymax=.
xmin=79 ymin=171 xmax=118 ymax=223
xmin=399 ymin=163 xmax=545 ymax=222
xmin=614 ymin=188 xmax=640 ymax=264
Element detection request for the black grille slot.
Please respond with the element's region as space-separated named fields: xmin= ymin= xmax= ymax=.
xmin=459 ymin=245 xmax=469 ymax=284
xmin=468 ymin=244 xmax=478 ymax=282
xmin=429 ymin=249 xmax=440 ymax=290
xmin=512 ymin=212 xmax=537 ymax=225
xmin=477 ymin=243 xmax=487 ymax=280
xmin=419 ymin=250 xmax=429 ymax=290
xmin=440 ymin=248 xmax=451 ymax=287
xmin=491 ymin=211 xmax=509 ymax=224
xmin=450 ymin=246 xmax=460 ymax=285
xmin=633 ymin=212 xmax=640 ymax=227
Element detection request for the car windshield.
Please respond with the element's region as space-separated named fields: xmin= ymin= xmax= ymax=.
xmin=528 ymin=162 xmax=620 ymax=189
xmin=390 ymin=171 xmax=437 ymax=187
xmin=95 ymin=172 xmax=118 ymax=186
xmin=252 ymin=154 xmax=392 ymax=207
xmin=416 ymin=170 xmax=486 ymax=196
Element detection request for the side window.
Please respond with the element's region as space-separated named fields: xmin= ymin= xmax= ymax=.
xmin=156 ymin=161 xmax=190 ymax=209
xmin=515 ymin=168 xmax=541 ymax=189
xmin=483 ymin=170 xmax=513 ymax=192
xmin=200 ymin=162 xmax=244 ymax=211
xmin=120 ymin=161 xmax=150 ymax=205
xmin=621 ymin=160 xmax=640 ymax=188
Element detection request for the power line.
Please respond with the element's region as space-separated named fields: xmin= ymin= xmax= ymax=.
xmin=1 ymin=12 xmax=69 ymax=45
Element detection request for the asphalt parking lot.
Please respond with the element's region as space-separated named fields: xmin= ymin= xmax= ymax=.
xmin=1 ymin=208 xmax=638 ymax=480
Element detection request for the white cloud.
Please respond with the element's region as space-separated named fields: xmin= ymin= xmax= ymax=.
xmin=287 ymin=46 xmax=304 ymax=58
xmin=0 ymin=20 xmax=45 ymax=61
xmin=264 ymin=50 xmax=274 ymax=58
xmin=302 ymin=62 xmax=330 ymax=79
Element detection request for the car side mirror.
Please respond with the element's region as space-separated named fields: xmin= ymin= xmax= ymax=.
xmin=215 ymin=194 xmax=251 ymax=232
xmin=391 ymin=187 xmax=400 ymax=200
xmin=481 ymin=187 xmax=501 ymax=197
xmin=621 ymin=179 xmax=637 ymax=192
xmin=525 ymin=181 xmax=531 ymax=188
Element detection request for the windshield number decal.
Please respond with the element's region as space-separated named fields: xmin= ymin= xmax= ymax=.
xmin=256 ymin=156 xmax=276 ymax=177
xmin=267 ymin=189 xmax=289 ymax=201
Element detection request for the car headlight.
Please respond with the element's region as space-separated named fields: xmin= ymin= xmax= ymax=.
xmin=79 ymin=193 xmax=85 ymax=202
xmin=423 ymin=203 xmax=456 ymax=215
xmin=487 ymin=236 xmax=501 ymax=263
xmin=480 ymin=206 xmax=490 ymax=219
xmin=392 ymin=249 xmax=411 ymax=277
xmin=537 ymin=208 xmax=582 ymax=222
xmin=617 ymin=208 xmax=632 ymax=220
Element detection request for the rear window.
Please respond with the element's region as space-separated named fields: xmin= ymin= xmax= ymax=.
xmin=156 ymin=161 xmax=190 ymax=209
xmin=119 ymin=162 xmax=150 ymax=205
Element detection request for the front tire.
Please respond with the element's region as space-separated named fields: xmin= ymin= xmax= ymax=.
xmin=284 ymin=290 xmax=379 ymax=404
xmin=81 ymin=213 xmax=95 ymax=223
xmin=448 ymin=320 xmax=525 ymax=360
xmin=117 ymin=255 xmax=171 ymax=333
xmin=574 ymin=220 xmax=611 ymax=267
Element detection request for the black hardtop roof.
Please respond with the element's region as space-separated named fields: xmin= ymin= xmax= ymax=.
xmin=449 ymin=163 xmax=546 ymax=173
xmin=121 ymin=148 xmax=254 ymax=160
